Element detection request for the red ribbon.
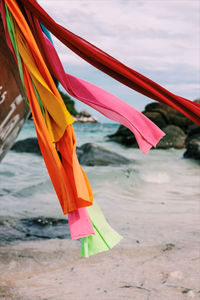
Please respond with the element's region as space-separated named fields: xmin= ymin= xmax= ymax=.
xmin=19 ymin=0 xmax=200 ymax=125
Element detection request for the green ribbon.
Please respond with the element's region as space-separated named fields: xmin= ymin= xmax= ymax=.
xmin=5 ymin=4 xmax=45 ymax=117
xmin=81 ymin=202 xmax=122 ymax=257
xmin=5 ymin=4 xmax=24 ymax=87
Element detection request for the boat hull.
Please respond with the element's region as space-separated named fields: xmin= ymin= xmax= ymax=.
xmin=0 ymin=17 xmax=29 ymax=161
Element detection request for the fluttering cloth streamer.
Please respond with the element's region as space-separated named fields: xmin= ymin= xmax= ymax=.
xmin=81 ymin=202 xmax=122 ymax=257
xmin=17 ymin=0 xmax=200 ymax=126
xmin=27 ymin=20 xmax=164 ymax=153
xmin=2 ymin=3 xmax=96 ymax=243
xmin=68 ymin=208 xmax=95 ymax=240
xmin=16 ymin=22 xmax=93 ymax=213
xmin=4 ymin=0 xmax=164 ymax=154
xmin=1 ymin=0 xmax=198 ymax=257
xmin=1 ymin=0 xmax=125 ymax=255
xmin=2 ymin=2 xmax=94 ymax=215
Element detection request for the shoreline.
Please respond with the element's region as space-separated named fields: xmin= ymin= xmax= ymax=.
xmin=0 ymin=124 xmax=199 ymax=300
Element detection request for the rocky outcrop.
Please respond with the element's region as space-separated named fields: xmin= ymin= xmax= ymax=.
xmin=184 ymin=139 xmax=200 ymax=160
xmin=185 ymin=124 xmax=200 ymax=145
xmin=144 ymin=102 xmax=193 ymax=132
xmin=108 ymin=126 xmax=136 ymax=146
xmin=183 ymin=124 xmax=200 ymax=160
xmin=108 ymin=100 xmax=200 ymax=151
xmin=156 ymin=125 xmax=186 ymax=149
xmin=76 ymin=143 xmax=132 ymax=166
xmin=0 ymin=217 xmax=69 ymax=242
xmin=11 ymin=139 xmax=132 ymax=166
xmin=11 ymin=138 xmax=41 ymax=155
xmin=73 ymin=110 xmax=98 ymax=123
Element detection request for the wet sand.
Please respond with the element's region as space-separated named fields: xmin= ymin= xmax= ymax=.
xmin=0 ymin=237 xmax=199 ymax=300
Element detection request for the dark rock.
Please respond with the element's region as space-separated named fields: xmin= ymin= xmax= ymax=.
xmin=11 ymin=139 xmax=132 ymax=165
xmin=109 ymin=124 xmax=187 ymax=149
xmin=77 ymin=143 xmax=133 ymax=166
xmin=143 ymin=111 xmax=167 ymax=128
xmin=168 ymin=113 xmax=193 ymax=132
xmin=11 ymin=138 xmax=41 ymax=155
xmin=185 ymin=125 xmax=200 ymax=145
xmin=144 ymin=102 xmax=193 ymax=132
xmin=183 ymin=120 xmax=200 ymax=160
xmin=0 ymin=217 xmax=69 ymax=242
xmin=145 ymin=102 xmax=170 ymax=114
xmin=183 ymin=138 xmax=200 ymax=160
xmin=107 ymin=100 xmax=198 ymax=149
xmin=19 ymin=217 xmax=69 ymax=239
xmin=157 ymin=125 xmax=186 ymax=149
xmin=108 ymin=125 xmax=136 ymax=146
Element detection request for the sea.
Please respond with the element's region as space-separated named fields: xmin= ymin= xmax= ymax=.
xmin=0 ymin=121 xmax=199 ymax=246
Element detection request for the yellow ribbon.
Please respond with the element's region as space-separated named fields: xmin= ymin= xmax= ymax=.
xmin=15 ymin=25 xmax=74 ymax=141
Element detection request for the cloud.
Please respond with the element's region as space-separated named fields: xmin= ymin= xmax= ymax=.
xmin=164 ymin=83 xmax=200 ymax=94
xmin=38 ymin=0 xmax=200 ymax=121
xmin=39 ymin=0 xmax=199 ymax=70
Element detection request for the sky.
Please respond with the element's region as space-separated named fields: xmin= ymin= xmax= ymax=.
xmin=39 ymin=0 xmax=200 ymax=123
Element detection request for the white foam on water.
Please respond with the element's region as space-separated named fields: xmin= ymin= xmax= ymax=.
xmin=140 ymin=171 xmax=171 ymax=184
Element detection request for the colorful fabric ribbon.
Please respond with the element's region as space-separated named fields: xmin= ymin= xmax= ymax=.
xmin=1 ymin=0 xmax=124 ymax=256
xmin=1 ymin=0 xmax=199 ymax=257
xmin=4 ymin=0 xmax=165 ymax=154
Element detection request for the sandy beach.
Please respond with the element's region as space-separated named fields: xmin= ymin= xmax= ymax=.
xmin=0 ymin=238 xmax=199 ymax=299
xmin=0 ymin=181 xmax=199 ymax=300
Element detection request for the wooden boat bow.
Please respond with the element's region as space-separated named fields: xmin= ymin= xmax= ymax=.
xmin=0 ymin=16 xmax=29 ymax=161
